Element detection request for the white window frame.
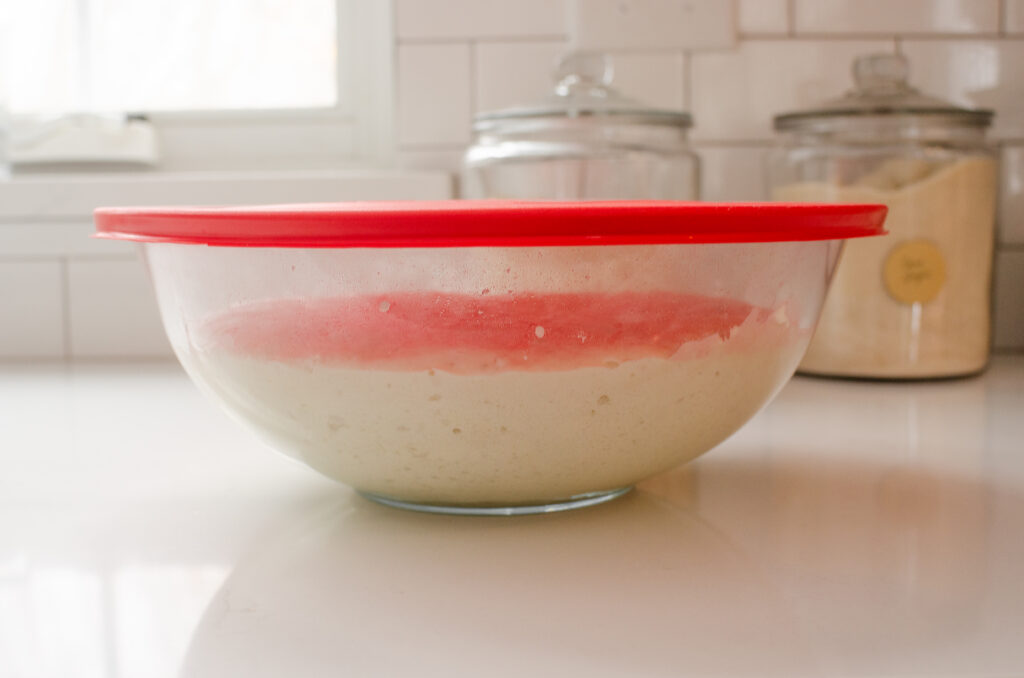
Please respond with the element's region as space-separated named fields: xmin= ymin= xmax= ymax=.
xmin=10 ymin=0 xmax=395 ymax=172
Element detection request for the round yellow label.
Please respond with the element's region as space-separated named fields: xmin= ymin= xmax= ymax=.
xmin=883 ymin=239 xmax=947 ymax=305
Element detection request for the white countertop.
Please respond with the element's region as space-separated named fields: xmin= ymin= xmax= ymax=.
xmin=2 ymin=357 xmax=1023 ymax=677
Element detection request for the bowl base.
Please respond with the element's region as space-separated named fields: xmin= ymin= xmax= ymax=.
xmin=359 ymin=486 xmax=633 ymax=516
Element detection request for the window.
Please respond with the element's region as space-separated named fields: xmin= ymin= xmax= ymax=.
xmin=0 ymin=0 xmax=393 ymax=169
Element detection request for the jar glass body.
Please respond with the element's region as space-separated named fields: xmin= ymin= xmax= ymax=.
xmin=768 ymin=118 xmax=997 ymax=378
xmin=463 ymin=117 xmax=700 ymax=200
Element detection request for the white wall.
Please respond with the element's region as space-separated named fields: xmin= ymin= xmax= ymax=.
xmin=1 ymin=0 xmax=1022 ymax=358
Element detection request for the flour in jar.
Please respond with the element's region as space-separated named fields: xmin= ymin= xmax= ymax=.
xmin=184 ymin=291 xmax=807 ymax=506
xmin=775 ymin=156 xmax=997 ymax=378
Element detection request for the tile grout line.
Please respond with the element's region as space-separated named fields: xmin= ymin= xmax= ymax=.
xmin=691 ymin=139 xmax=778 ymax=147
xmin=0 ymin=216 xmax=95 ymax=225
xmin=59 ymin=257 xmax=73 ymax=362
xmin=396 ymin=143 xmax=471 ymax=152
xmin=693 ymin=34 xmax=1018 ymax=46
xmin=885 ymin=32 xmax=1007 ymax=40
xmin=390 ymin=8 xmax=400 ymax=149
xmin=391 ymin=32 xmax=1023 ymax=50
xmin=759 ymin=32 xmax=1012 ymax=41
xmin=682 ymin=49 xmax=693 ymax=110
xmin=0 ymin=254 xmax=137 ymax=263
xmin=468 ymin=39 xmax=479 ymax=119
xmin=738 ymin=31 xmax=793 ymax=39
xmin=397 ymin=34 xmax=567 ymax=46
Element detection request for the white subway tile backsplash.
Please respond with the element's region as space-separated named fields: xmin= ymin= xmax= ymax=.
xmin=794 ymin=0 xmax=999 ymax=35
xmin=475 ymin=42 xmax=685 ymax=114
xmin=900 ymin=40 xmax=1024 ymax=140
xmin=611 ymin=52 xmax=686 ymax=110
xmin=1008 ymin=0 xmax=1024 ymax=34
xmin=697 ymin=145 xmax=770 ymax=201
xmin=396 ymin=148 xmax=465 ymax=179
xmin=67 ymin=258 xmax=172 ymax=358
xmin=1001 ymin=145 xmax=1024 ymax=245
xmin=994 ymin=251 xmax=1024 ymax=349
xmin=475 ymin=41 xmax=566 ymax=113
xmin=395 ymin=0 xmax=566 ymax=40
xmin=690 ymin=40 xmax=893 ymax=141
xmin=568 ymin=0 xmax=735 ymax=51
xmin=738 ymin=0 xmax=789 ymax=35
xmin=0 ymin=261 xmax=65 ymax=359
xmin=0 ymin=223 xmax=134 ymax=258
xmin=395 ymin=149 xmax=463 ymax=195
xmin=398 ymin=43 xmax=473 ymax=146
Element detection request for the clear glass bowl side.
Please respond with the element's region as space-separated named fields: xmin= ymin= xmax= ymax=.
xmin=141 ymin=240 xmax=837 ymax=508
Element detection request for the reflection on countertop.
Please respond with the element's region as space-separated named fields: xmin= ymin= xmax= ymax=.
xmin=182 ymin=464 xmax=1021 ymax=678
xmin=1 ymin=357 xmax=1023 ymax=677
xmin=182 ymin=490 xmax=801 ymax=678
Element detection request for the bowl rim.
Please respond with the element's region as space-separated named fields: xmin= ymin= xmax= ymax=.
xmin=93 ymin=200 xmax=887 ymax=248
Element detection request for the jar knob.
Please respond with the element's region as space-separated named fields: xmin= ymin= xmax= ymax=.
xmin=852 ymin=53 xmax=911 ymax=95
xmin=553 ymin=52 xmax=614 ymax=98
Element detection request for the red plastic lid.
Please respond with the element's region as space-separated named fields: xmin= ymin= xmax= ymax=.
xmin=94 ymin=200 xmax=887 ymax=248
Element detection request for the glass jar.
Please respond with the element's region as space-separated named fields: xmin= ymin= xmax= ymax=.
xmin=463 ymin=52 xmax=699 ymax=200
xmin=769 ymin=53 xmax=997 ymax=379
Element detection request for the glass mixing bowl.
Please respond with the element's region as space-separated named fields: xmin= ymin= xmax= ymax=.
xmin=94 ymin=201 xmax=886 ymax=514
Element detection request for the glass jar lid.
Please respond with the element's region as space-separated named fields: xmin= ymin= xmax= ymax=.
xmin=774 ymin=53 xmax=993 ymax=132
xmin=473 ymin=52 xmax=692 ymax=131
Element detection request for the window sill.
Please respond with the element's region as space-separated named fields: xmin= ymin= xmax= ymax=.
xmin=0 ymin=168 xmax=454 ymax=258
